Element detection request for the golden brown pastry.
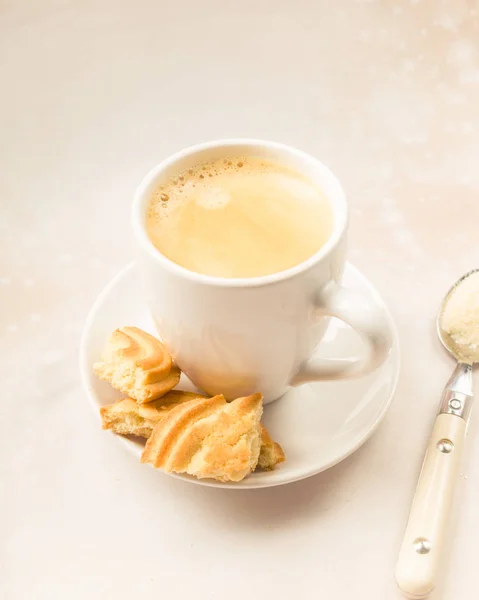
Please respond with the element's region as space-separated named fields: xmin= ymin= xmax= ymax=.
xmin=141 ymin=393 xmax=271 ymax=482
xmin=93 ymin=326 xmax=181 ymax=403
xmin=100 ymin=390 xmax=207 ymax=438
xmin=100 ymin=392 xmax=285 ymax=474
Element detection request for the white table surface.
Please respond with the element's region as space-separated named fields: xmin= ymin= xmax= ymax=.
xmin=2 ymin=1 xmax=479 ymax=598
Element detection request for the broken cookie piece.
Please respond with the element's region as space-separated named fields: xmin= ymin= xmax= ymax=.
xmin=93 ymin=326 xmax=180 ymax=403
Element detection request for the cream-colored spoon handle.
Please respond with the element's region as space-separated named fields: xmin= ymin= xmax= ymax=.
xmin=395 ymin=413 xmax=466 ymax=599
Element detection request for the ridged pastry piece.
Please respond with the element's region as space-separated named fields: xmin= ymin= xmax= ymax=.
xmin=181 ymin=393 xmax=264 ymax=482
xmin=93 ymin=326 xmax=181 ymax=403
xmin=100 ymin=393 xmax=285 ymax=472
xmin=141 ymin=393 xmax=267 ymax=482
xmin=100 ymin=390 xmax=207 ymax=438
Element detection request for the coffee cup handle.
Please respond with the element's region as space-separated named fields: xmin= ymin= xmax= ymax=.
xmin=292 ymin=281 xmax=393 ymax=384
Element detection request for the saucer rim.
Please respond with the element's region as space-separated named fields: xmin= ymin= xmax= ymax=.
xmin=80 ymin=262 xmax=400 ymax=489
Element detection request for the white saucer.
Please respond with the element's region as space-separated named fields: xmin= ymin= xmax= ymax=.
xmin=80 ymin=262 xmax=399 ymax=489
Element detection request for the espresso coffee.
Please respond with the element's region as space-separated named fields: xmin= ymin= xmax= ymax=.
xmin=146 ymin=156 xmax=333 ymax=278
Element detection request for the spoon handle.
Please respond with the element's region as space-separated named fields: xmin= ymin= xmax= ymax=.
xmin=395 ymin=413 xmax=466 ymax=598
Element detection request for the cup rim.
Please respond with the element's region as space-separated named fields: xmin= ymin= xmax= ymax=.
xmin=132 ymin=138 xmax=348 ymax=288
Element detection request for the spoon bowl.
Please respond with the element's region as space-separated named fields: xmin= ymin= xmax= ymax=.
xmin=437 ymin=268 xmax=479 ymax=364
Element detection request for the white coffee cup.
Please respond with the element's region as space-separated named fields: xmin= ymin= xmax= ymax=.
xmin=132 ymin=139 xmax=392 ymax=404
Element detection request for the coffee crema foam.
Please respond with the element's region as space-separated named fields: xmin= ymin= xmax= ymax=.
xmin=146 ymin=156 xmax=333 ymax=278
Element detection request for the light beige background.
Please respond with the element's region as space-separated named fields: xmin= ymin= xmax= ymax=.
xmin=2 ymin=1 xmax=479 ymax=599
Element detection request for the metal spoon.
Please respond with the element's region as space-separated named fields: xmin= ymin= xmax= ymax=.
xmin=396 ymin=270 xmax=478 ymax=599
